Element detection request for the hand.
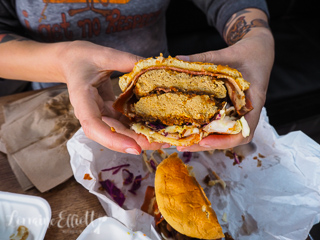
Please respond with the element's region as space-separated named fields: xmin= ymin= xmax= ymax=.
xmin=60 ymin=41 xmax=168 ymax=154
xmin=176 ymin=27 xmax=274 ymax=152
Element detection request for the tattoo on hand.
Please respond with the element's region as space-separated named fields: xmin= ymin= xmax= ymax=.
xmin=0 ymin=34 xmax=28 ymax=44
xmin=226 ymin=16 xmax=269 ymax=45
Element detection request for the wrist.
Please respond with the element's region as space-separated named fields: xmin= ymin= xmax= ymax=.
xmin=54 ymin=41 xmax=80 ymax=85
xmin=223 ymin=8 xmax=271 ymax=46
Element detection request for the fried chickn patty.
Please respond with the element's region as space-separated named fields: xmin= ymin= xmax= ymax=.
xmin=133 ymin=93 xmax=218 ymax=126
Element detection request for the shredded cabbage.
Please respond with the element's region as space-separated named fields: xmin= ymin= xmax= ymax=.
xmin=99 ymin=179 xmax=126 ymax=207
xmin=122 ymin=169 xmax=134 ymax=185
xmin=102 ymin=164 xmax=130 ymax=174
xmin=182 ymin=151 xmax=192 ymax=163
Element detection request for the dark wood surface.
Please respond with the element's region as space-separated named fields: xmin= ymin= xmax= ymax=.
xmin=0 ymin=90 xmax=106 ymax=239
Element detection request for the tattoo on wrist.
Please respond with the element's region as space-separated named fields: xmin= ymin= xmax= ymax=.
xmin=223 ymin=9 xmax=250 ymax=37
xmin=0 ymin=34 xmax=28 ymax=44
xmin=225 ymin=16 xmax=269 ymax=45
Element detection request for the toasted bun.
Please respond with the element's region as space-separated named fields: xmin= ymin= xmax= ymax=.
xmin=155 ymin=153 xmax=225 ymax=239
xmin=131 ymin=123 xmax=202 ymax=146
xmin=119 ymin=55 xmax=249 ymax=92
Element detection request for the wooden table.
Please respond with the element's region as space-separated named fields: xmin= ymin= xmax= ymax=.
xmin=0 ymin=90 xmax=106 ymax=239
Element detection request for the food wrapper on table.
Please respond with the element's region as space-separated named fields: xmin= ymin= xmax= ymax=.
xmin=68 ymin=108 xmax=320 ymax=240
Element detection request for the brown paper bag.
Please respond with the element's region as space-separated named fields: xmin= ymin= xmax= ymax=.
xmin=0 ymin=86 xmax=80 ymax=192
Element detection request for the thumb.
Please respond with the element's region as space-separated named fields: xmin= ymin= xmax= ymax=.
xmin=102 ymin=48 xmax=144 ymax=73
xmin=176 ymin=50 xmax=230 ymax=65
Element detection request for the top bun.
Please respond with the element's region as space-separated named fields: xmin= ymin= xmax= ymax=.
xmin=119 ymin=55 xmax=249 ymax=92
xmin=155 ymin=153 xmax=225 ymax=239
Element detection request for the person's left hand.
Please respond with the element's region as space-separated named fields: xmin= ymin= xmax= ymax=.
xmin=176 ymin=27 xmax=274 ymax=152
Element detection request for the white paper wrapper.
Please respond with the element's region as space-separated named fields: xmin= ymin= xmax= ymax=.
xmin=68 ymin=108 xmax=320 ymax=240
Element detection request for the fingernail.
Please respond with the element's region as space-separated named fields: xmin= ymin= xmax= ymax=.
xmin=161 ymin=143 xmax=171 ymax=149
xmin=176 ymin=55 xmax=190 ymax=61
xmin=125 ymin=148 xmax=140 ymax=155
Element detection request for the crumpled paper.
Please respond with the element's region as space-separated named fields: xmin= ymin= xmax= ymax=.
xmin=68 ymin=108 xmax=320 ymax=240
xmin=0 ymin=86 xmax=80 ymax=192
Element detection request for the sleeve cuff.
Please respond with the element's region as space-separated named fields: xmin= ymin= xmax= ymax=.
xmin=208 ymin=0 xmax=270 ymax=36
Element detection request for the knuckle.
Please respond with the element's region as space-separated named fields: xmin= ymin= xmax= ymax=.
xmin=203 ymin=52 xmax=211 ymax=62
xmin=105 ymin=140 xmax=117 ymax=151
xmin=134 ymin=55 xmax=143 ymax=63
xmin=81 ymin=119 xmax=118 ymax=151
xmin=206 ymin=52 xmax=216 ymax=63
xmin=80 ymin=119 xmax=92 ymax=139
xmin=196 ymin=52 xmax=215 ymax=63
xmin=198 ymin=53 xmax=208 ymax=63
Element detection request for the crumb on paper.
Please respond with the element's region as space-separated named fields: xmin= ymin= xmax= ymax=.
xmin=10 ymin=225 xmax=29 ymax=240
xmin=253 ymin=156 xmax=262 ymax=167
xmin=223 ymin=148 xmax=244 ymax=165
xmin=208 ymin=179 xmax=226 ymax=189
xmin=210 ymin=170 xmax=226 ymax=189
xmin=97 ymin=172 xmax=104 ymax=191
xmin=204 ymin=169 xmax=226 ymax=189
xmin=258 ymin=153 xmax=266 ymax=158
xmin=206 ymin=150 xmax=215 ymax=155
xmin=142 ymin=149 xmax=169 ymax=173
xmin=222 ymin=212 xmax=228 ymax=223
xmin=83 ymin=173 xmax=93 ymax=180
xmin=256 ymin=159 xmax=262 ymax=167
xmin=156 ymin=149 xmax=169 ymax=159
xmin=224 ymin=149 xmax=234 ymax=159
xmin=142 ymin=151 xmax=154 ymax=173
xmin=224 ymin=232 xmax=234 ymax=240
xmin=187 ymin=165 xmax=195 ymax=177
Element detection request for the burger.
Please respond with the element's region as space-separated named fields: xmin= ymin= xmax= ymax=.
xmin=141 ymin=152 xmax=225 ymax=240
xmin=113 ymin=55 xmax=253 ymax=146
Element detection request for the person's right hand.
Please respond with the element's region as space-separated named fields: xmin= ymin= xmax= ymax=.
xmin=59 ymin=41 xmax=169 ymax=154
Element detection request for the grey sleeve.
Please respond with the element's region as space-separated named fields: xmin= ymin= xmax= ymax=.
xmin=191 ymin=0 xmax=269 ymax=36
xmin=0 ymin=0 xmax=25 ymax=35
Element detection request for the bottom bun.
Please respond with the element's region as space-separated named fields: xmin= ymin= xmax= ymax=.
xmin=131 ymin=112 xmax=249 ymax=147
xmin=132 ymin=123 xmax=201 ymax=146
xmin=155 ymin=153 xmax=225 ymax=239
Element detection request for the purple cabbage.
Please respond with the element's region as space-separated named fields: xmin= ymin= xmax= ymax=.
xmin=182 ymin=151 xmax=192 ymax=163
xmin=150 ymin=159 xmax=157 ymax=171
xmin=122 ymin=169 xmax=134 ymax=185
xmin=99 ymin=179 xmax=126 ymax=207
xmin=101 ymin=164 xmax=130 ymax=174
xmin=128 ymin=175 xmax=142 ymax=195
xmin=146 ymin=122 xmax=167 ymax=131
xmin=233 ymin=152 xmax=240 ymax=164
